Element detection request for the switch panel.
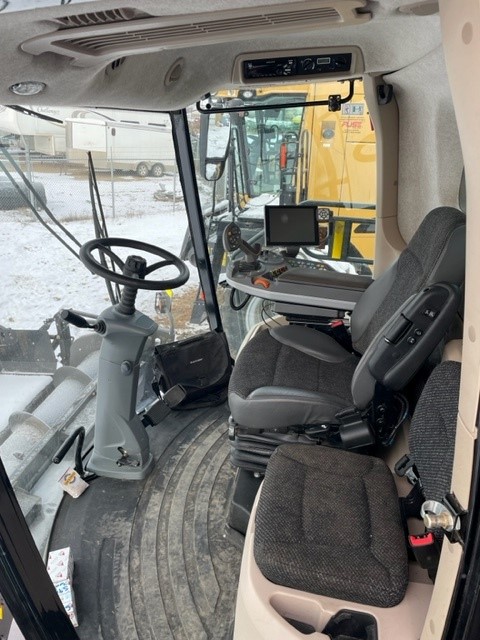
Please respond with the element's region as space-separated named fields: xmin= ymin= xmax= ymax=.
xmin=367 ymin=283 xmax=461 ymax=391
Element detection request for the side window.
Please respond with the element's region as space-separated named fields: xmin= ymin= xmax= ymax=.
xmin=303 ymin=80 xmax=376 ymax=275
xmin=0 ymin=106 xmax=207 ymax=549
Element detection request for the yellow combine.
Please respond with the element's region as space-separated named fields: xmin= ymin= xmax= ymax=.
xmin=218 ymin=79 xmax=376 ymax=266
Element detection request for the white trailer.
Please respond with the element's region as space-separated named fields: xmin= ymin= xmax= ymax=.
xmin=0 ymin=107 xmax=174 ymax=175
xmin=65 ymin=117 xmax=176 ymax=177
xmin=0 ymin=105 xmax=66 ymax=155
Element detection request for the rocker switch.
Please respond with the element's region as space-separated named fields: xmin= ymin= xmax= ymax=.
xmin=384 ymin=316 xmax=412 ymax=344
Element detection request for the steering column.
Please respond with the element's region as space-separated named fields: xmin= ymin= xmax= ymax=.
xmin=64 ymin=238 xmax=189 ymax=480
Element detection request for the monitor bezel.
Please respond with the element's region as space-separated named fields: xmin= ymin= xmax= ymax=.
xmin=264 ymin=205 xmax=320 ymax=247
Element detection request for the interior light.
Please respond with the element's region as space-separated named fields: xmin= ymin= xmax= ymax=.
xmin=9 ymin=81 xmax=46 ymax=96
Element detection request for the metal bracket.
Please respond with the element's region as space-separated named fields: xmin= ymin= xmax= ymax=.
xmin=421 ymin=493 xmax=468 ymax=545
xmin=328 ymin=94 xmax=342 ymax=112
xmin=377 ymin=83 xmax=394 ymax=105
xmin=116 ymin=447 xmax=140 ymax=468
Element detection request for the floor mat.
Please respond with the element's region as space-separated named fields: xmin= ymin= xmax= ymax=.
xmin=49 ymin=404 xmax=242 ymax=640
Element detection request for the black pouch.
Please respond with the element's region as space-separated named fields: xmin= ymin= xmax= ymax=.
xmin=153 ymin=330 xmax=233 ymax=410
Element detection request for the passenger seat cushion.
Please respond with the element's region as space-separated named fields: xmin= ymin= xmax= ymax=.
xmin=254 ymin=445 xmax=409 ymax=608
xmin=228 ymin=329 xmax=359 ymax=428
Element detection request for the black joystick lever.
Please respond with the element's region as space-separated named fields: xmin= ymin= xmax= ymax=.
xmin=223 ymin=222 xmax=261 ymax=270
xmin=60 ymin=309 xmax=106 ymax=334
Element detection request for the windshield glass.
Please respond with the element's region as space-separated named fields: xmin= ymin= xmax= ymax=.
xmin=187 ymin=79 xmax=377 ymax=351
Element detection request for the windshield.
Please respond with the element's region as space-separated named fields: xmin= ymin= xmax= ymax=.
xmin=187 ymin=79 xmax=377 ymax=349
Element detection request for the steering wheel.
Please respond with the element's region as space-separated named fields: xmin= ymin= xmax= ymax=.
xmin=80 ymin=237 xmax=189 ymax=290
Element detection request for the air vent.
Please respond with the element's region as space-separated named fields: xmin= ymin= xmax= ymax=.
xmin=64 ymin=8 xmax=342 ymax=53
xmin=53 ymin=8 xmax=151 ymax=29
xmin=22 ymin=1 xmax=370 ymax=67
xmin=109 ymin=57 xmax=126 ymax=71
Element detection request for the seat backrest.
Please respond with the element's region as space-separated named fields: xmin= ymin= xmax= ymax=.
xmin=350 ymin=207 xmax=466 ymax=354
xmin=409 ymin=359 xmax=461 ymax=501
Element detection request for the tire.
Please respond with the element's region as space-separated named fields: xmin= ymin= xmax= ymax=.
xmin=136 ymin=162 xmax=149 ymax=178
xmin=244 ymin=296 xmax=276 ymax=330
xmin=150 ymin=163 xmax=165 ymax=177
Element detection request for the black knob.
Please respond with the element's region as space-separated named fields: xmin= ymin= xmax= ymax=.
xmin=123 ymin=255 xmax=147 ymax=279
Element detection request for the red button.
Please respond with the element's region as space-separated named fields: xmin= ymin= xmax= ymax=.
xmin=409 ymin=532 xmax=435 ymax=547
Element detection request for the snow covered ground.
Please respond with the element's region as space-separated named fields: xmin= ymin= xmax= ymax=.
xmin=0 ymin=168 xmax=202 ymax=332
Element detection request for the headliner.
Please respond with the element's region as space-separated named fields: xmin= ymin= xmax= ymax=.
xmin=0 ymin=0 xmax=441 ymax=110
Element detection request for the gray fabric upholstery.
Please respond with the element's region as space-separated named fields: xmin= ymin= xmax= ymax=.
xmin=229 ymin=329 xmax=358 ymax=428
xmin=409 ymin=360 xmax=461 ymax=501
xmin=254 ymin=444 xmax=408 ymax=607
xmin=352 ymin=207 xmax=465 ymax=353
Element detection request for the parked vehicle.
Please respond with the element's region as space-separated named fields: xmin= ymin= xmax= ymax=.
xmin=65 ymin=117 xmax=175 ymax=177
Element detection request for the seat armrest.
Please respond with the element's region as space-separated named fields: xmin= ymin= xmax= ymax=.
xmin=277 ymin=269 xmax=373 ymax=291
xmin=270 ymin=325 xmax=351 ymax=363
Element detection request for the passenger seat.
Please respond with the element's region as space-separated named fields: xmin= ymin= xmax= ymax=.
xmin=234 ymin=358 xmax=461 ymax=638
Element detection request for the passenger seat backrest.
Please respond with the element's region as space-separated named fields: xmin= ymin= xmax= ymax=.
xmin=409 ymin=360 xmax=461 ymax=501
xmin=351 ymin=207 xmax=466 ymax=354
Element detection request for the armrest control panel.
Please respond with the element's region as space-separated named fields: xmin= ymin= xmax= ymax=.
xmin=368 ymin=282 xmax=461 ymax=390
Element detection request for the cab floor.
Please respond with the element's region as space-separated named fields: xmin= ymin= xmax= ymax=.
xmin=50 ymin=403 xmax=241 ymax=640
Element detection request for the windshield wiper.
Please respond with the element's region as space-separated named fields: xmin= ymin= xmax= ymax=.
xmin=5 ymin=105 xmax=63 ymax=125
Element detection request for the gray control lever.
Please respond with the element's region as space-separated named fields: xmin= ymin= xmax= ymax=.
xmin=61 ymin=309 xmax=105 ymax=334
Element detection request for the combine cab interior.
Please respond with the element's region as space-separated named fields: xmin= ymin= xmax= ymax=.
xmin=0 ymin=1 xmax=479 ymax=640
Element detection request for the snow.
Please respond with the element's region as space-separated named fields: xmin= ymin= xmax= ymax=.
xmin=0 ymin=170 xmax=200 ymax=330
xmin=0 ymin=374 xmax=51 ymax=428
xmin=33 ymin=378 xmax=87 ymax=426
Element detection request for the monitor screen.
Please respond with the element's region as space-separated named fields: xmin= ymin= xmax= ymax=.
xmin=264 ymin=205 xmax=319 ymax=246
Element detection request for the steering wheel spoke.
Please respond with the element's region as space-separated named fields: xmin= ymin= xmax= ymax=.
xmin=93 ymin=245 xmax=125 ymax=271
xmin=79 ymin=237 xmax=189 ymax=291
xmin=145 ymin=259 xmax=175 ymax=275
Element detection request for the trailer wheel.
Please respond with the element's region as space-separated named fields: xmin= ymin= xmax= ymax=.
xmin=136 ymin=162 xmax=149 ymax=177
xmin=151 ymin=163 xmax=165 ymax=177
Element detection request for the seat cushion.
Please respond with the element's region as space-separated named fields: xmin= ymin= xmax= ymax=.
xmin=254 ymin=444 xmax=409 ymax=608
xmin=228 ymin=329 xmax=359 ymax=428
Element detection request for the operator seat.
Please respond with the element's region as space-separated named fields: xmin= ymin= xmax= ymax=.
xmin=228 ymin=206 xmax=465 ymax=441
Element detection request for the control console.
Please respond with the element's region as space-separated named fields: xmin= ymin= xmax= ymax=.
xmin=243 ymin=53 xmax=352 ymax=80
xmin=223 ymin=221 xmax=371 ymax=311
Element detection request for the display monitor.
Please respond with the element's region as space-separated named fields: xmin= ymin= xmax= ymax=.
xmin=264 ymin=205 xmax=319 ymax=247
